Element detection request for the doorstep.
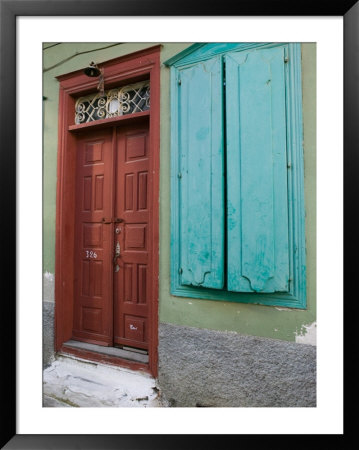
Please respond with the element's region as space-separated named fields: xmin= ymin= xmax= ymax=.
xmin=43 ymin=353 xmax=167 ymax=407
xmin=63 ymin=339 xmax=149 ymax=364
xmin=60 ymin=340 xmax=150 ymax=374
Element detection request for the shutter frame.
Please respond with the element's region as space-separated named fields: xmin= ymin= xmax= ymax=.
xmin=169 ymin=43 xmax=306 ymax=310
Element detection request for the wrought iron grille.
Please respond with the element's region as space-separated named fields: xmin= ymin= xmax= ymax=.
xmin=75 ymin=81 xmax=150 ymax=124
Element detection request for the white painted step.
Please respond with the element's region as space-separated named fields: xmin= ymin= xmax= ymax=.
xmin=43 ymin=354 xmax=166 ymax=407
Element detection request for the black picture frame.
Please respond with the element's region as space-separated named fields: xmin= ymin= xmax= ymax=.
xmin=1 ymin=0 xmax=356 ymax=447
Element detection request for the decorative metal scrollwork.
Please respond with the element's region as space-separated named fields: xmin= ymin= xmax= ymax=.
xmin=75 ymin=81 xmax=150 ymax=124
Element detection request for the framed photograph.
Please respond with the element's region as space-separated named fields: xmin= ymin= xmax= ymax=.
xmin=1 ymin=1 xmax=356 ymax=447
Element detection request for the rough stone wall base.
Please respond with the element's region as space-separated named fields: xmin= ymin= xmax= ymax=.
xmin=158 ymin=322 xmax=316 ymax=407
xmin=43 ymin=300 xmax=55 ymax=368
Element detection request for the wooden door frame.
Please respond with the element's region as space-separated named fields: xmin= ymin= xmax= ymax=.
xmin=54 ymin=45 xmax=161 ymax=377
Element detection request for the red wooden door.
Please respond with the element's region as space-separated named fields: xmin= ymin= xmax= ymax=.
xmin=73 ymin=129 xmax=114 ymax=346
xmin=114 ymin=124 xmax=151 ymax=350
xmin=73 ymin=122 xmax=151 ymax=351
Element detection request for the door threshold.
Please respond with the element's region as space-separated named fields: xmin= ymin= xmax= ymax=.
xmin=62 ymin=339 xmax=149 ymax=364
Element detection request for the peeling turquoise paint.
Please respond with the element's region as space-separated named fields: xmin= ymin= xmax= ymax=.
xmin=176 ymin=55 xmax=224 ymax=289
xmin=167 ymin=43 xmax=306 ymax=309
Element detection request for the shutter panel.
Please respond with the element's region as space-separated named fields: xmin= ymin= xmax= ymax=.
xmin=225 ymin=47 xmax=290 ymax=293
xmin=178 ymin=56 xmax=224 ymax=288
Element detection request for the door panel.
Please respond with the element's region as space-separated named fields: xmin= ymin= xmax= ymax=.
xmin=114 ymin=124 xmax=150 ymax=350
xmin=73 ymin=129 xmax=114 ymax=346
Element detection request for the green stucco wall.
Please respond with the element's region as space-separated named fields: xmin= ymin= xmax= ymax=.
xmin=43 ymin=42 xmax=316 ymax=342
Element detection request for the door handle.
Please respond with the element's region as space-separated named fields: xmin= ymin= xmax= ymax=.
xmin=113 ymin=242 xmax=121 ymax=264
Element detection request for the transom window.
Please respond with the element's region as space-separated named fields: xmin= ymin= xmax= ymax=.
xmin=75 ymin=80 xmax=150 ymax=124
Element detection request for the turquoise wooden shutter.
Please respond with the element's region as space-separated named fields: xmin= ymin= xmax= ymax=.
xmin=225 ymin=47 xmax=290 ymax=293
xmin=177 ymin=56 xmax=224 ymax=288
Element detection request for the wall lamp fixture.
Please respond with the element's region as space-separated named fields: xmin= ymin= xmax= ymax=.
xmin=84 ymin=61 xmax=105 ymax=96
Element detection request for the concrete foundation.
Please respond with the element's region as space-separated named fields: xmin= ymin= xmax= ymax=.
xmin=43 ymin=300 xmax=55 ymax=368
xmin=158 ymin=322 xmax=316 ymax=407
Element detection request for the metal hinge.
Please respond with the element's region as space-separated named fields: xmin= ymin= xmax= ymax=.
xmin=178 ymin=78 xmax=181 ymax=85
xmin=178 ymin=172 xmax=182 ymax=179
xmin=179 ymin=268 xmax=183 ymax=274
xmin=284 ymin=56 xmax=289 ymax=63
